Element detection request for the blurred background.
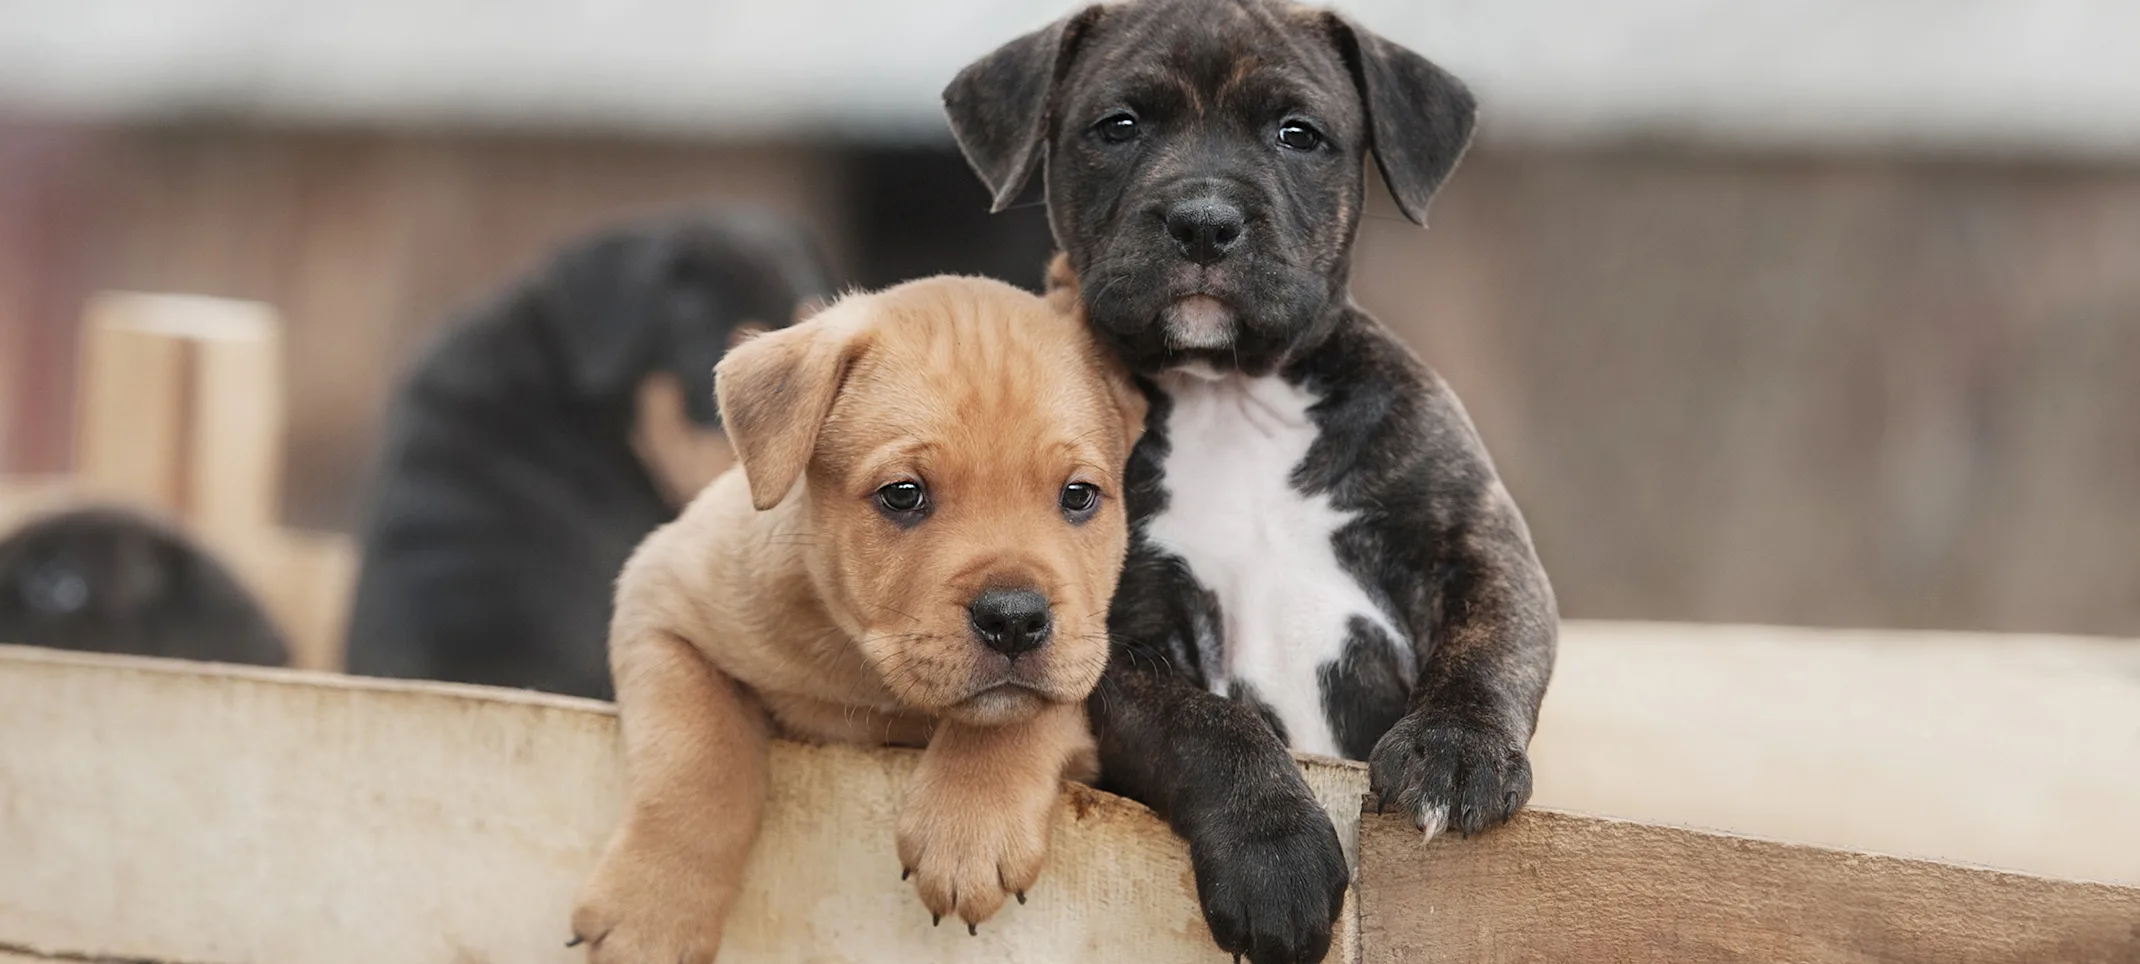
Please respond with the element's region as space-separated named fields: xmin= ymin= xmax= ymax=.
xmin=2 ymin=0 xmax=2137 ymax=640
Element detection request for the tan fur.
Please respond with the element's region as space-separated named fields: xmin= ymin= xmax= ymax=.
xmin=573 ymin=276 xmax=1146 ymax=962
xmin=628 ymin=324 xmax=782 ymax=509
xmin=629 ymin=372 xmax=736 ymax=508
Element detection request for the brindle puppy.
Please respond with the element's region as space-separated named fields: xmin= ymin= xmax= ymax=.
xmin=945 ymin=3 xmax=1557 ymax=962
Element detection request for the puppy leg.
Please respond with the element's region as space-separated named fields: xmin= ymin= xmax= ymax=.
xmin=1091 ymin=651 xmax=1349 ymax=964
xmin=573 ymin=629 xmax=769 ymax=964
xmin=1367 ymin=491 xmax=1555 ymax=841
xmin=896 ymin=700 xmax=1092 ymax=931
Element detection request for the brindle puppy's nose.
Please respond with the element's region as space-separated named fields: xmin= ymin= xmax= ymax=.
xmin=1164 ymin=197 xmax=1244 ymax=266
xmin=968 ymin=587 xmax=1053 ymax=657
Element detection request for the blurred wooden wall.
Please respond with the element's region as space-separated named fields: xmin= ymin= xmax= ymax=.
xmin=1352 ymin=152 xmax=2140 ymax=638
xmin=3 ymin=125 xmax=2136 ymax=638
xmin=0 ymin=121 xmax=101 ymax=477
xmin=9 ymin=126 xmax=849 ymax=530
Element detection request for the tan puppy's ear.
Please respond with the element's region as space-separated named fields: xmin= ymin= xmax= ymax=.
xmin=714 ymin=307 xmax=870 ymax=510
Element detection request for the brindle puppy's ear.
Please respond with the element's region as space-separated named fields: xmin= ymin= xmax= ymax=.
xmin=1324 ymin=13 xmax=1478 ymax=226
xmin=713 ymin=304 xmax=872 ymax=510
xmin=942 ymin=6 xmax=1105 ymax=212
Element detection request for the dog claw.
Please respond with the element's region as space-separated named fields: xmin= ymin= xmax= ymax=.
xmin=967 ymin=922 xmax=978 ymax=936
xmin=901 ymin=867 xmax=911 ymax=881
xmin=565 ymin=935 xmax=585 ymax=948
xmin=1015 ymin=891 xmax=1026 ymax=905
xmin=932 ymin=913 xmax=942 ymax=927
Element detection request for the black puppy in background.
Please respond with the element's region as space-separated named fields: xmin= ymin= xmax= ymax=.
xmin=0 ymin=506 xmax=288 ymax=666
xmin=948 ymin=2 xmax=1557 ymax=962
xmin=344 ymin=212 xmax=831 ymax=700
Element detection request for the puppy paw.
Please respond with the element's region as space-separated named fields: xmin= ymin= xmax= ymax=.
xmin=570 ymin=821 xmax=733 ymax=964
xmin=1368 ymin=711 xmax=1533 ymax=840
xmin=895 ymin=776 xmax=1055 ymax=931
xmin=1187 ymin=792 xmax=1350 ymax=964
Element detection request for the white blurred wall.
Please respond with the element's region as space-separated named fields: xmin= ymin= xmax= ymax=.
xmin=2 ymin=0 xmax=2138 ymax=156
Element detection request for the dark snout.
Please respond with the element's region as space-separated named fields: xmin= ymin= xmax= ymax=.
xmin=1165 ymin=196 xmax=1245 ymax=266
xmin=968 ymin=587 xmax=1053 ymax=657
xmin=1075 ymin=170 xmax=1341 ymax=375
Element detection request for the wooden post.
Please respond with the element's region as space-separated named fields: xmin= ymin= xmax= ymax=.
xmin=67 ymin=293 xmax=350 ymax=671
xmin=72 ymin=295 xmax=198 ymax=512
xmin=182 ymin=305 xmax=284 ymax=536
xmin=74 ymin=292 xmax=283 ymax=527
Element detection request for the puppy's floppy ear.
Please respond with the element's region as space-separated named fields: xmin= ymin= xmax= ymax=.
xmin=943 ymin=5 xmax=1104 ymax=212
xmin=539 ymin=230 xmax=670 ymax=398
xmin=714 ymin=306 xmax=871 ymax=511
xmin=1325 ymin=13 xmax=1478 ymax=227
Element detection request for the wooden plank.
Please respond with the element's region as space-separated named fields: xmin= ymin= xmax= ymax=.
xmin=1533 ymin=622 xmax=2140 ymax=885
xmin=216 ymin=529 xmax=356 ymax=671
xmin=72 ymin=296 xmax=190 ymax=512
xmin=1357 ymin=808 xmax=2140 ymax=964
xmin=0 ymin=645 xmax=1366 ymax=964
xmin=76 ymin=292 xmax=284 ymax=533
xmin=0 ymin=475 xmax=77 ymax=531
xmin=181 ymin=301 xmax=283 ymax=536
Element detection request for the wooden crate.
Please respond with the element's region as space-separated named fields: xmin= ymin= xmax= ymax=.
xmin=2 ymin=642 xmax=2135 ymax=964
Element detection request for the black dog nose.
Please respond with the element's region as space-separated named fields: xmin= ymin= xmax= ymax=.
xmin=969 ymin=588 xmax=1052 ymax=657
xmin=1165 ymin=198 xmax=1244 ymax=266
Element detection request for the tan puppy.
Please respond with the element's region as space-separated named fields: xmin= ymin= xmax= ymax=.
xmin=571 ymin=276 xmax=1146 ymax=962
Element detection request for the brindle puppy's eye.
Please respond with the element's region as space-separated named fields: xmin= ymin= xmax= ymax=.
xmin=1095 ymin=113 xmax=1140 ymax=144
xmin=1277 ymin=121 xmax=1324 ymax=152
xmin=875 ymin=480 xmax=929 ymax=521
xmin=1059 ymin=482 xmax=1101 ymax=522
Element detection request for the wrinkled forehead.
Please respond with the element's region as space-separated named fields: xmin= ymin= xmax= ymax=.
xmin=1062 ymin=1 xmax=1358 ymax=121
xmin=820 ymin=317 xmax=1119 ymax=473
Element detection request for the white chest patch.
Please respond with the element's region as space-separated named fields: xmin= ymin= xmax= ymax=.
xmin=1142 ymin=369 xmax=1408 ymax=757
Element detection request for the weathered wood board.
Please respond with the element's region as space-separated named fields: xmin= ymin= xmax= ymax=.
xmin=1357 ymin=808 xmax=2140 ymax=964
xmin=1528 ymin=621 xmax=2140 ymax=886
xmin=5 ymin=634 xmax=2139 ymax=963
xmin=0 ymin=645 xmax=1363 ymax=964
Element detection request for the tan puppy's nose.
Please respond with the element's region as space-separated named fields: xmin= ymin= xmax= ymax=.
xmin=968 ymin=588 xmax=1052 ymax=658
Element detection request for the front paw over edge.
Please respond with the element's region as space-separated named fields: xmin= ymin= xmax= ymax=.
xmin=1187 ymin=793 xmax=1349 ymax=964
xmin=1368 ymin=712 xmax=1533 ymax=839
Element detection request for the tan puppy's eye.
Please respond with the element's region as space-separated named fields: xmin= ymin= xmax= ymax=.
xmin=1059 ymin=482 xmax=1101 ymax=523
xmin=875 ymin=480 xmax=929 ymax=524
